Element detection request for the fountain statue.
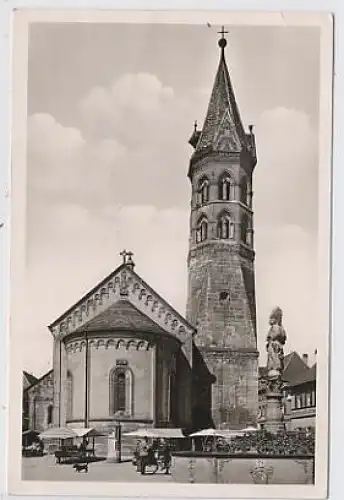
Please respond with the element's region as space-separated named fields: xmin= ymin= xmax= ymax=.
xmin=264 ymin=307 xmax=287 ymax=433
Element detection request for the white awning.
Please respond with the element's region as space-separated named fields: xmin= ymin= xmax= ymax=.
xmin=189 ymin=428 xmax=246 ymax=438
xmin=123 ymin=428 xmax=185 ymax=439
xmin=71 ymin=428 xmax=101 ymax=437
xmin=39 ymin=427 xmax=77 ymax=440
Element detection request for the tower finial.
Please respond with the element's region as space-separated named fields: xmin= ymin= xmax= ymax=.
xmin=218 ymin=25 xmax=228 ymax=51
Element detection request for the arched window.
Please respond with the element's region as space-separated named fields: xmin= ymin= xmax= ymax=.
xmin=66 ymin=371 xmax=73 ymax=422
xmin=109 ymin=366 xmax=134 ymax=416
xmin=218 ymin=174 xmax=233 ymax=201
xmin=197 ymin=177 xmax=209 ymax=206
xmin=47 ymin=404 xmax=53 ymax=426
xmin=217 ymin=213 xmax=234 ymax=239
xmin=196 ymin=216 xmax=208 ymax=243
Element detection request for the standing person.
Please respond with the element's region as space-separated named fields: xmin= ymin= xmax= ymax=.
xmin=139 ymin=437 xmax=149 ymax=475
xmin=135 ymin=440 xmax=141 ymax=472
xmin=162 ymin=439 xmax=171 ymax=475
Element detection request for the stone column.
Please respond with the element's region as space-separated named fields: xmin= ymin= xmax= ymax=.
xmin=151 ymin=345 xmax=156 ymax=425
xmin=52 ymin=336 xmax=67 ymax=427
xmin=52 ymin=337 xmax=61 ymax=426
xmin=59 ymin=341 xmax=68 ymax=426
xmin=264 ymin=390 xmax=285 ymax=433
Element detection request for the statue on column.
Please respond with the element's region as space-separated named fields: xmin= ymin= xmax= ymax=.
xmin=266 ymin=307 xmax=287 ymax=392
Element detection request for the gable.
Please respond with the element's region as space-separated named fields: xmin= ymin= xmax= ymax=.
xmin=49 ymin=264 xmax=195 ymax=365
xmin=26 ymin=370 xmax=54 ymax=396
xmin=74 ymin=299 xmax=172 ymax=338
xmin=23 ymin=371 xmax=38 ymax=390
xmin=282 ymin=351 xmax=310 ymax=383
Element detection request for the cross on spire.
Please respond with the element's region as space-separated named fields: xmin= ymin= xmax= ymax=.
xmin=218 ymin=26 xmax=228 ymax=38
xmin=120 ymin=249 xmax=135 ymax=267
xmin=217 ymin=26 xmax=228 ymax=51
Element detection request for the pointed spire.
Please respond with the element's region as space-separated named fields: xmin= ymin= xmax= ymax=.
xmin=195 ymin=28 xmax=248 ymax=153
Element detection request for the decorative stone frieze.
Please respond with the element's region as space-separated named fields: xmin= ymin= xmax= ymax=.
xmin=49 ymin=265 xmax=195 ymax=364
xmin=65 ymin=337 xmax=154 ymax=354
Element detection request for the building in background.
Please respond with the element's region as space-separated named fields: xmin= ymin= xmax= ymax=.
xmin=258 ymin=351 xmax=317 ymax=431
xmin=23 ymin=370 xmax=54 ymax=432
xmin=22 ymin=371 xmax=38 ymax=431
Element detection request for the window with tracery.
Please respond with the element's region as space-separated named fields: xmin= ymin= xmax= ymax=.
xmin=218 ymin=174 xmax=233 ymax=201
xmin=197 ymin=177 xmax=209 ymax=205
xmin=109 ymin=366 xmax=134 ymax=416
xmin=217 ymin=213 xmax=234 ymax=239
xmin=196 ymin=217 xmax=208 ymax=243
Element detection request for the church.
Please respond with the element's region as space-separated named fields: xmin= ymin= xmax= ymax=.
xmin=24 ymin=30 xmax=259 ymax=435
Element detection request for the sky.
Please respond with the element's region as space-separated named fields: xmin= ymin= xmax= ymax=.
xmin=22 ymin=22 xmax=321 ymax=377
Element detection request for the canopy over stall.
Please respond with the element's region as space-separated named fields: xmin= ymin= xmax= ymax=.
xmin=123 ymin=428 xmax=185 ymax=439
xmin=39 ymin=427 xmax=77 ymax=440
xmin=71 ymin=428 xmax=105 ymax=438
xmin=189 ymin=428 xmax=227 ymax=438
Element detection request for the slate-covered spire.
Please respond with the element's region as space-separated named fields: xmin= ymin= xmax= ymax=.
xmin=194 ymin=28 xmax=248 ymax=153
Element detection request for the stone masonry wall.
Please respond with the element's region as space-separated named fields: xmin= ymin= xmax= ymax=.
xmin=26 ymin=371 xmax=54 ymax=432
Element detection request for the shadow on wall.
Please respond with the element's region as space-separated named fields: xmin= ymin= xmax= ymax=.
xmin=192 ymin=344 xmax=215 ymax=431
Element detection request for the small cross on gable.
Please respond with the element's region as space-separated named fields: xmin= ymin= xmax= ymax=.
xmin=120 ymin=250 xmax=135 ymax=267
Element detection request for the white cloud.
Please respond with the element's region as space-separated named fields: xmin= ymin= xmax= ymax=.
xmin=254 ymin=107 xmax=318 ymax=231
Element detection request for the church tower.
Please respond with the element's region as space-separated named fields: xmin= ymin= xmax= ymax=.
xmin=187 ymin=29 xmax=259 ymax=427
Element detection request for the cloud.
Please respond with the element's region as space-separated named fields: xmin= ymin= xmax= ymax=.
xmin=79 ymin=72 xmax=186 ymax=150
xmin=27 ymin=73 xmax=207 ymax=211
xmin=254 ymin=107 xmax=318 ymax=232
xmin=255 ymin=224 xmax=318 ymax=364
xmin=28 ymin=113 xmax=127 ymax=206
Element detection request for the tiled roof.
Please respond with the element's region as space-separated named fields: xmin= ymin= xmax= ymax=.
xmin=23 ymin=371 xmax=38 ymax=389
xmin=286 ymin=363 xmax=317 ymax=387
xmin=195 ymin=44 xmax=248 ymax=153
xmin=23 ymin=369 xmax=53 ymax=392
xmin=259 ymin=351 xmax=315 ymax=386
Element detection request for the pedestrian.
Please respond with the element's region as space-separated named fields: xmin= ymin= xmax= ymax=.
xmin=135 ymin=440 xmax=141 ymax=472
xmin=161 ymin=439 xmax=171 ymax=475
xmin=139 ymin=437 xmax=149 ymax=475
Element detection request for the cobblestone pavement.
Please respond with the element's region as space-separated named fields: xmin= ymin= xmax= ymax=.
xmin=22 ymin=456 xmax=173 ymax=483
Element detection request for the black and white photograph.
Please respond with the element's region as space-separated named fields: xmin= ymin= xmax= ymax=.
xmin=8 ymin=9 xmax=333 ymax=499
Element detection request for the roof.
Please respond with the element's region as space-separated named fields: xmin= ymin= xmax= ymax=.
xmin=259 ymin=351 xmax=315 ymax=386
xmin=74 ymin=299 xmax=176 ymax=339
xmin=282 ymin=351 xmax=310 ymax=384
xmin=49 ymin=263 xmax=195 ymax=335
xmin=286 ymin=363 xmax=317 ymax=387
xmin=48 ymin=260 xmax=195 ymax=365
xmin=23 ymin=369 xmax=53 ymax=393
xmin=195 ymin=39 xmax=248 ymax=154
xmin=23 ymin=371 xmax=38 ymax=389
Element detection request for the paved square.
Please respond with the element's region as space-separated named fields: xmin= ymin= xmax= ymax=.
xmin=22 ymin=456 xmax=173 ymax=483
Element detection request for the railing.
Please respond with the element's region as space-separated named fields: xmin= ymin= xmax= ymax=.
xmin=171 ymin=451 xmax=315 ymax=484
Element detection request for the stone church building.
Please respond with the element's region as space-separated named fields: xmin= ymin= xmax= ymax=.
xmin=24 ymin=32 xmax=259 ymax=435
